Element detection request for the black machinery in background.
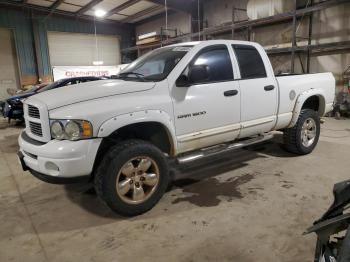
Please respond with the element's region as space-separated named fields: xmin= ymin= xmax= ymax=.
xmin=332 ymin=66 xmax=350 ymax=118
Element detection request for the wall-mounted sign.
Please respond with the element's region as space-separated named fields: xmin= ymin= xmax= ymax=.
xmin=52 ymin=65 xmax=128 ymax=81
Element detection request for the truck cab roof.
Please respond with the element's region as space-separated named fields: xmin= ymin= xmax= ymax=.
xmin=167 ymin=40 xmax=261 ymax=48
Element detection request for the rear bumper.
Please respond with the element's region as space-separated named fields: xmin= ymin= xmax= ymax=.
xmin=18 ymin=131 xmax=102 ymax=181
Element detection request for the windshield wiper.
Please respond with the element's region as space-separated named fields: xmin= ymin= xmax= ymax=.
xmin=116 ymin=72 xmax=146 ymax=81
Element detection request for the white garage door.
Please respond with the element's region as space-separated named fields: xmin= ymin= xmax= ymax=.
xmin=0 ymin=28 xmax=20 ymax=100
xmin=47 ymin=31 xmax=121 ymax=66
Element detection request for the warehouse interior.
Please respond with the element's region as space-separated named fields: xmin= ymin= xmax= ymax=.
xmin=0 ymin=0 xmax=350 ymax=261
xmin=1 ymin=0 xmax=350 ymax=95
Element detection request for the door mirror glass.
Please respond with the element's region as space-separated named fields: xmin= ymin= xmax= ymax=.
xmin=176 ymin=74 xmax=191 ymax=87
xmin=188 ymin=64 xmax=210 ymax=84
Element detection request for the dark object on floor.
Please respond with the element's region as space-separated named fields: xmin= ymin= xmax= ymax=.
xmin=305 ymin=179 xmax=350 ymax=262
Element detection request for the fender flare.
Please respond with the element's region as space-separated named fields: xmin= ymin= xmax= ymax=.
xmin=288 ymin=88 xmax=326 ymax=128
xmin=97 ymin=110 xmax=177 ymax=154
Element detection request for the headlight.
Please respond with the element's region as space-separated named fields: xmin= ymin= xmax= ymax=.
xmin=50 ymin=119 xmax=93 ymax=140
xmin=51 ymin=121 xmax=64 ymax=139
xmin=65 ymin=121 xmax=80 ymax=140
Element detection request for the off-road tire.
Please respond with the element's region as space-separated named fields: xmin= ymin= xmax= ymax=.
xmin=283 ymin=109 xmax=320 ymax=155
xmin=94 ymin=139 xmax=169 ymax=216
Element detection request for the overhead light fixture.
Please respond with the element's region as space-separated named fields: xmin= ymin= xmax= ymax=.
xmin=93 ymin=61 xmax=104 ymax=65
xmin=94 ymin=9 xmax=106 ymax=18
xmin=138 ymin=32 xmax=157 ymax=40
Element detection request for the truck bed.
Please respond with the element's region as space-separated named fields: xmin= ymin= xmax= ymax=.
xmin=274 ymin=72 xmax=335 ymax=129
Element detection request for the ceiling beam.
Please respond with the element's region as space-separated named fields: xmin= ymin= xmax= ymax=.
xmin=76 ymin=0 xmax=103 ymax=16
xmin=45 ymin=0 xmax=65 ymax=19
xmin=146 ymin=0 xmax=190 ymax=13
xmin=0 ymin=0 xmax=128 ymax=26
xmin=105 ymin=0 xmax=142 ymax=17
xmin=121 ymin=5 xmax=163 ymax=23
xmin=134 ymin=8 xmax=175 ymax=25
xmin=50 ymin=0 xmax=65 ymax=10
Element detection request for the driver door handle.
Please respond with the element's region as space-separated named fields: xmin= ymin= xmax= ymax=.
xmin=224 ymin=90 xmax=238 ymax=97
xmin=264 ymin=85 xmax=275 ymax=91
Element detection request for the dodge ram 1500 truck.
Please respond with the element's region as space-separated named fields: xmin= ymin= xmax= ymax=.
xmin=18 ymin=40 xmax=335 ymax=216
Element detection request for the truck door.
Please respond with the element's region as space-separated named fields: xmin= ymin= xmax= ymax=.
xmin=171 ymin=44 xmax=241 ymax=153
xmin=232 ymin=44 xmax=278 ymax=137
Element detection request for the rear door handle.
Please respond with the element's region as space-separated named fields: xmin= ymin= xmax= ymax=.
xmin=224 ymin=90 xmax=238 ymax=97
xmin=264 ymin=85 xmax=275 ymax=91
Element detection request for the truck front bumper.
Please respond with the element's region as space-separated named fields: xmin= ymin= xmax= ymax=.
xmin=18 ymin=131 xmax=102 ymax=184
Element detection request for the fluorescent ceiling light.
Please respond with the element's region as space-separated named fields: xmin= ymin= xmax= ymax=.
xmin=93 ymin=61 xmax=104 ymax=65
xmin=95 ymin=9 xmax=106 ymax=17
xmin=138 ymin=32 xmax=157 ymax=40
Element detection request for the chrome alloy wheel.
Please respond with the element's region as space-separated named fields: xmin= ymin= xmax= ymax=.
xmin=301 ymin=117 xmax=317 ymax=147
xmin=116 ymin=156 xmax=160 ymax=204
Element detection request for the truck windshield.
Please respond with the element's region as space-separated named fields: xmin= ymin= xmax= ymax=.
xmin=116 ymin=46 xmax=192 ymax=82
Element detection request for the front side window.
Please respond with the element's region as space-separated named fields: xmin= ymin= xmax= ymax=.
xmin=186 ymin=46 xmax=234 ymax=84
xmin=118 ymin=46 xmax=192 ymax=82
xmin=233 ymin=44 xmax=267 ymax=79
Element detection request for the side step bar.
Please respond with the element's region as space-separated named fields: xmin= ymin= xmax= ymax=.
xmin=177 ymin=133 xmax=274 ymax=164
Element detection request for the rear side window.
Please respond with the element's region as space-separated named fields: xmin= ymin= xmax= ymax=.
xmin=233 ymin=45 xmax=267 ymax=79
xmin=191 ymin=46 xmax=234 ymax=83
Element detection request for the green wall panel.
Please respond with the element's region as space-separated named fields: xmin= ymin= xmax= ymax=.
xmin=0 ymin=6 xmax=134 ymax=82
xmin=0 ymin=8 xmax=36 ymax=76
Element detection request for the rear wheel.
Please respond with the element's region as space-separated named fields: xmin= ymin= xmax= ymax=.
xmin=283 ymin=109 xmax=320 ymax=155
xmin=94 ymin=139 xmax=169 ymax=216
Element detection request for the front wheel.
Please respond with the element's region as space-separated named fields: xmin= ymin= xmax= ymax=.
xmin=94 ymin=140 xmax=169 ymax=216
xmin=283 ymin=109 xmax=320 ymax=155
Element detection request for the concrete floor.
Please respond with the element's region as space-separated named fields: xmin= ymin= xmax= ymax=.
xmin=1 ymin=118 xmax=350 ymax=262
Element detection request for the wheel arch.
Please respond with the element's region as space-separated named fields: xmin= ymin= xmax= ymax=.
xmin=92 ymin=110 xmax=177 ymax=176
xmin=288 ymin=89 xmax=326 ymax=128
xmin=301 ymin=95 xmax=326 ymax=115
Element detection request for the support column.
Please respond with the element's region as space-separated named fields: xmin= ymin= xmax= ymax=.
xmin=306 ymin=0 xmax=314 ymax=73
xmin=190 ymin=0 xmax=203 ymax=41
xmin=31 ymin=12 xmax=42 ymax=84
xmin=291 ymin=0 xmax=297 ymax=73
xmin=31 ymin=13 xmax=52 ymax=83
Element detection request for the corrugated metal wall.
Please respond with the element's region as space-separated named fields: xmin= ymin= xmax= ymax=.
xmin=0 ymin=7 xmax=134 ymax=86
xmin=0 ymin=8 xmax=37 ymax=84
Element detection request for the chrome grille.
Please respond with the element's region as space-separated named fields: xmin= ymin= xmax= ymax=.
xmin=29 ymin=121 xmax=43 ymax=137
xmin=25 ymin=102 xmax=50 ymax=142
xmin=28 ymin=105 xmax=40 ymax=118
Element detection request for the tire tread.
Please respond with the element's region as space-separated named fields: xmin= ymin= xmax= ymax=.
xmin=283 ymin=109 xmax=320 ymax=155
xmin=94 ymin=139 xmax=169 ymax=216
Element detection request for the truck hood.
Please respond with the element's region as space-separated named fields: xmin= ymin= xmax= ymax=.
xmin=27 ymin=79 xmax=155 ymax=110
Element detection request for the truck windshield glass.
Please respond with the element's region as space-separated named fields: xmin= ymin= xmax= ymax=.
xmin=117 ymin=46 xmax=192 ymax=81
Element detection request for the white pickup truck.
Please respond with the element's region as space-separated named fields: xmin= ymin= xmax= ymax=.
xmin=18 ymin=40 xmax=335 ymax=216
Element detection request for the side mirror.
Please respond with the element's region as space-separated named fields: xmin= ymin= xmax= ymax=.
xmin=176 ymin=74 xmax=191 ymax=87
xmin=188 ymin=64 xmax=210 ymax=83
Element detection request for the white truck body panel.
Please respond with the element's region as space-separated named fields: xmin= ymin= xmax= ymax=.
xmin=275 ymin=73 xmax=334 ymax=129
xmin=237 ymin=41 xmax=278 ymax=132
xmin=172 ymin=79 xmax=241 ymax=152
xmin=33 ymin=79 xmax=155 ymax=110
xmin=48 ymin=82 xmax=174 ymax=138
xmin=18 ymin=40 xmax=335 ymax=179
